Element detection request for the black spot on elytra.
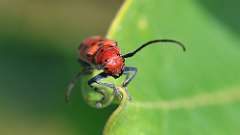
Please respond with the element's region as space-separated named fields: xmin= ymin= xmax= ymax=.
xmin=98 ymin=42 xmax=103 ymax=46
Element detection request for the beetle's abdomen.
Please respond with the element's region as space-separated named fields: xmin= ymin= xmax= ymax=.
xmin=78 ymin=36 xmax=104 ymax=64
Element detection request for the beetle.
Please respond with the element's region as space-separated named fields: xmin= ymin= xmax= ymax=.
xmin=65 ymin=36 xmax=185 ymax=108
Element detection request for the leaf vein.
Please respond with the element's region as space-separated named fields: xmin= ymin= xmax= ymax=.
xmin=130 ymin=87 xmax=240 ymax=110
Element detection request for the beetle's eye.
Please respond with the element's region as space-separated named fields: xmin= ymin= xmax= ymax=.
xmin=104 ymin=67 xmax=109 ymax=70
xmin=104 ymin=59 xmax=108 ymax=62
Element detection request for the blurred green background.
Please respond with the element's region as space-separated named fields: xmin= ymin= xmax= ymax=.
xmin=0 ymin=0 xmax=122 ymax=135
xmin=1 ymin=0 xmax=240 ymax=135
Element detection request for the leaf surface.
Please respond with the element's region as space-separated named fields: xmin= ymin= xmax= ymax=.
xmin=104 ymin=0 xmax=240 ymax=134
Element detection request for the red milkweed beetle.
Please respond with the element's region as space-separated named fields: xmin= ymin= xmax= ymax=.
xmin=66 ymin=36 xmax=185 ymax=108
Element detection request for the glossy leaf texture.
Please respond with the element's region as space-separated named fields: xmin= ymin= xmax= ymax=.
xmin=103 ymin=0 xmax=240 ymax=135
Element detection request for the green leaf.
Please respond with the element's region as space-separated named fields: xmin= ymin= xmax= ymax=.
xmin=103 ymin=0 xmax=240 ymax=134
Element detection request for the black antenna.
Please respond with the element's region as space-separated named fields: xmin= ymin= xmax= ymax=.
xmin=122 ymin=39 xmax=186 ymax=58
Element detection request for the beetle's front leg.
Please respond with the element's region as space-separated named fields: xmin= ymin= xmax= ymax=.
xmin=88 ymin=72 xmax=121 ymax=108
xmin=122 ymin=66 xmax=137 ymax=87
xmin=121 ymin=66 xmax=137 ymax=100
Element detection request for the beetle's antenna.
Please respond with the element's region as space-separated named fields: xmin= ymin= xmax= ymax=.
xmin=122 ymin=39 xmax=186 ymax=58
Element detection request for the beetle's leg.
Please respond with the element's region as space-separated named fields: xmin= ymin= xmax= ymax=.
xmin=88 ymin=72 xmax=121 ymax=98
xmin=123 ymin=86 xmax=132 ymax=100
xmin=65 ymin=72 xmax=83 ymax=103
xmin=122 ymin=66 xmax=137 ymax=87
xmin=93 ymin=87 xmax=107 ymax=108
xmin=65 ymin=60 xmax=92 ymax=103
xmin=121 ymin=66 xmax=137 ymax=100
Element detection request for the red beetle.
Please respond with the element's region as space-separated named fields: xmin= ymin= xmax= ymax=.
xmin=66 ymin=36 xmax=185 ymax=108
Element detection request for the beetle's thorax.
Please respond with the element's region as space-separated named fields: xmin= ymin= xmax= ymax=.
xmin=78 ymin=36 xmax=125 ymax=76
xmin=95 ymin=45 xmax=125 ymax=76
